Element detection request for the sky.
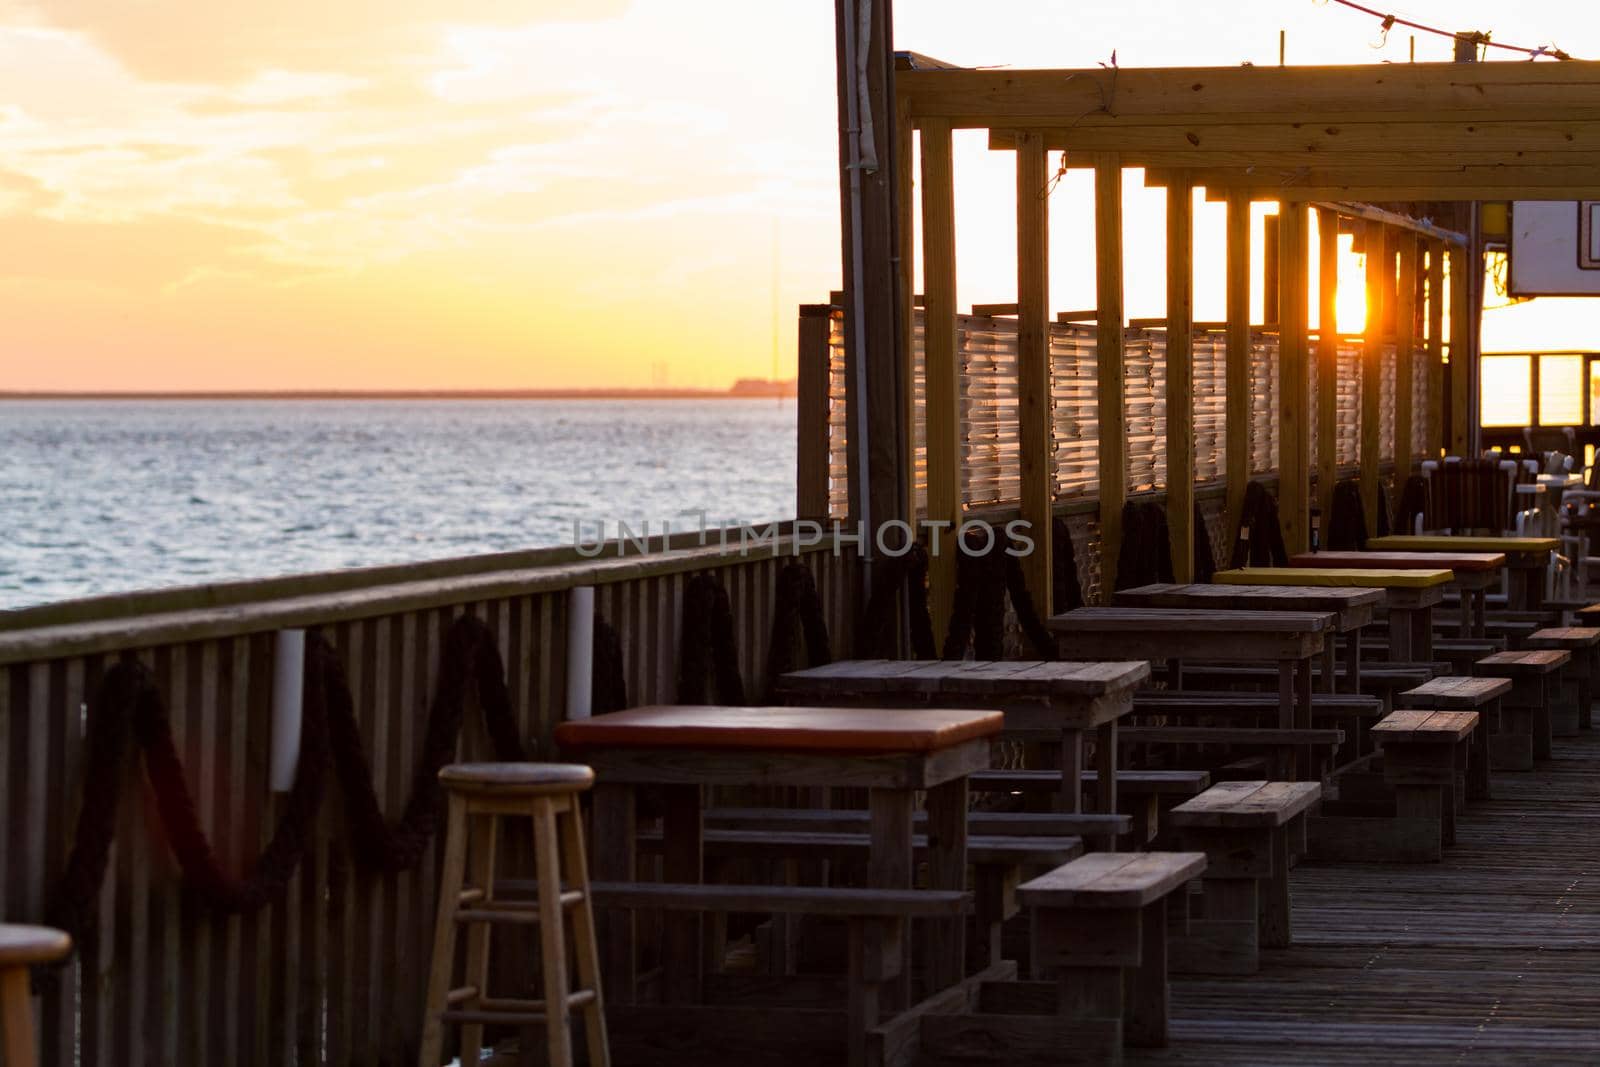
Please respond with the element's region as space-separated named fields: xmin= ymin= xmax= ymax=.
xmin=1 ymin=1 xmax=1598 ymax=392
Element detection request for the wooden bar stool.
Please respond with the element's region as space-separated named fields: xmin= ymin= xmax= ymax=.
xmin=1 ymin=924 xmax=71 ymax=1067
xmin=419 ymin=763 xmax=608 ymax=1067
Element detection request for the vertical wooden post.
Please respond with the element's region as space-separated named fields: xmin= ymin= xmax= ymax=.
xmin=1316 ymin=208 xmax=1340 ymax=541
xmin=1448 ymin=244 xmax=1471 ymax=456
xmin=1361 ymin=221 xmax=1387 ymax=536
xmin=797 ymin=305 xmax=834 ymax=519
xmin=1278 ymin=202 xmax=1311 ymax=555
xmin=1095 ymin=154 xmax=1127 ymax=599
xmin=920 ymin=118 xmax=960 ymax=641
xmin=1427 ymin=240 xmax=1446 ymax=456
xmin=1166 ymin=175 xmax=1195 ymax=582
xmin=1016 ymin=132 xmax=1054 ymax=613
xmin=896 ymin=93 xmax=918 ymax=519
xmin=1225 ymin=192 xmax=1252 ymax=539
xmin=1263 ymin=214 xmax=1281 ymax=326
xmin=1395 ymin=233 xmax=1419 ymax=481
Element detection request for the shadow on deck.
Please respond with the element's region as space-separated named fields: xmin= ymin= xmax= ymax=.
xmin=1131 ymin=732 xmax=1600 ymax=1065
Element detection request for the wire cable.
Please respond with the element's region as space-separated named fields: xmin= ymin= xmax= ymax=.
xmin=1322 ymin=0 xmax=1576 ymax=61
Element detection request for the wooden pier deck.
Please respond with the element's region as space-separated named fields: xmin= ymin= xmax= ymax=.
xmin=1131 ymin=732 xmax=1600 ymax=1065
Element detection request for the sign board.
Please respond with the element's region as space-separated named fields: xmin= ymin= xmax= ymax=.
xmin=1509 ymin=201 xmax=1600 ymax=296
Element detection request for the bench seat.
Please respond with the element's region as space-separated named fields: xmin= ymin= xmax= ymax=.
xmin=1478 ymin=649 xmax=1570 ymax=762
xmin=702 ymin=806 xmax=1125 ymax=841
xmin=1526 ymin=627 xmax=1600 ymax=733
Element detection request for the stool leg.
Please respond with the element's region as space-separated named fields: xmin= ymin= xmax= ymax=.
xmin=420 ymin=794 xmax=470 ymax=1067
xmin=534 ymin=796 xmax=575 ymax=1067
xmin=3 ymin=964 xmax=37 ymax=1067
xmin=460 ymin=813 xmax=499 ymax=1067
xmin=559 ymin=798 xmax=610 ymax=1067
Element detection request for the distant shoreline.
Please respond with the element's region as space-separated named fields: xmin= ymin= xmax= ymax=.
xmin=0 ymin=387 xmax=797 ymax=401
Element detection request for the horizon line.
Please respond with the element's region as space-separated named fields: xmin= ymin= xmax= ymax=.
xmin=0 ymin=385 xmax=799 ymax=401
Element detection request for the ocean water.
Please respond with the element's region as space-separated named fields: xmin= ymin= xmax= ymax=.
xmin=0 ymin=399 xmax=798 ymax=610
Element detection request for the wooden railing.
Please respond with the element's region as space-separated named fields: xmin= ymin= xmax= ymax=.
xmin=0 ymin=531 xmax=861 ymax=1066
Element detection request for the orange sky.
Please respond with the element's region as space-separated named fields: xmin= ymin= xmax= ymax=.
xmin=1 ymin=1 xmax=1598 ymax=391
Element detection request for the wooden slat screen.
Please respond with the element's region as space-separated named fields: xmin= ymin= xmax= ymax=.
xmin=1379 ymin=341 xmax=1398 ymax=462
xmin=1248 ymin=332 xmax=1281 ymax=476
xmin=1337 ymin=340 xmax=1364 ymax=467
xmin=959 ymin=315 xmax=1022 ymax=507
xmin=1411 ymin=343 xmax=1431 ymax=460
xmin=1125 ymin=328 xmax=1166 ymax=493
xmin=1194 ymin=330 xmax=1227 ymax=485
xmin=1051 ymin=322 xmax=1100 ymax=498
xmin=826 ymin=309 xmax=850 ymax=518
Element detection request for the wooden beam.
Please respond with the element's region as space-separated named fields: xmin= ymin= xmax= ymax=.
xmin=1263 ymin=214 xmax=1281 ymax=326
xmin=896 ymin=89 xmax=917 ymax=529
xmin=1196 ymin=183 xmax=1600 ymax=203
xmin=1395 ymin=233 xmax=1419 ymax=481
xmin=1279 ymin=203 xmax=1312 ymax=555
xmin=920 ymin=118 xmax=960 ymax=643
xmin=1316 ymin=207 xmax=1340 ymax=545
xmin=796 ymin=306 xmax=834 ymax=520
xmin=1448 ymin=244 xmax=1471 ymax=455
xmin=1016 ymin=131 xmax=1054 ymax=616
xmin=1427 ymin=241 xmax=1445 ymax=456
xmin=1361 ymin=221 xmax=1387 ymax=535
xmin=1165 ymin=165 xmax=1600 ymax=197
xmin=899 ymin=63 xmax=1600 ymax=129
xmin=971 ymin=302 xmax=1019 ymax=317
xmin=1095 ymin=153 xmax=1127 ymax=601
xmin=1225 ymin=192 xmax=1252 ymax=541
xmin=1167 ymin=174 xmax=1195 ymax=582
xmin=1051 ymin=146 xmax=1600 ymax=173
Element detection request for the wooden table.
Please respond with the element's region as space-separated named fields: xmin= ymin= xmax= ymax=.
xmin=1216 ymin=567 xmax=1450 ymax=663
xmin=1115 ymin=582 xmax=1382 ymax=694
xmin=553 ymin=704 xmax=1002 ymax=1007
xmin=1047 ymin=608 xmax=1332 ymax=758
xmin=1368 ymin=535 xmax=1559 ymax=611
xmin=776 ymin=659 xmax=1149 ymax=823
xmin=1286 ymin=550 xmax=1505 ymax=638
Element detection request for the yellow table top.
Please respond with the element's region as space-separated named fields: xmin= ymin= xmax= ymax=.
xmin=1215 ymin=567 xmax=1452 ymax=589
xmin=1368 ymin=535 xmax=1559 ymax=554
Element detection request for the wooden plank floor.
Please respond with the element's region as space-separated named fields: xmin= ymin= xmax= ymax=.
xmin=1130 ymin=731 xmax=1600 ymax=1064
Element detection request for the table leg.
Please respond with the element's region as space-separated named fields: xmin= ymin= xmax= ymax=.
xmin=1277 ymin=661 xmax=1295 ymax=728
xmin=1296 ymin=657 xmax=1315 ymax=781
xmin=1389 ymin=607 xmax=1415 ymax=662
xmin=661 ymin=783 xmax=704 ymax=1004
xmin=1474 ymin=589 xmax=1488 ymax=639
xmin=1459 ymin=584 xmax=1473 ymax=636
xmin=591 ymin=782 xmax=637 ymax=1003
xmin=868 ymin=787 xmax=916 ymax=1008
xmin=923 ymin=778 xmax=969 ymax=991
xmin=1343 ymin=630 xmax=1362 ymax=696
xmin=1411 ymin=605 xmax=1434 ymax=662
xmin=1060 ymin=728 xmax=1085 ymax=814
xmin=1320 ymin=637 xmax=1336 ymax=694
xmin=1096 ymin=720 xmax=1119 ymax=852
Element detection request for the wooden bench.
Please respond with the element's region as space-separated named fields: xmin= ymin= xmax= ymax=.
xmin=589 ymin=882 xmax=968 ymax=1067
xmin=970 ymin=769 xmax=1211 ymax=846
xmin=636 ymin=828 xmax=1086 ymax=973
xmin=1369 ymin=636 xmax=1505 ymax=676
xmin=1375 ymin=710 xmax=1478 ymax=860
xmin=1179 ymin=663 xmax=1442 ymax=712
xmin=1398 ymin=676 xmax=1509 ymax=799
xmin=1477 ymin=649 xmax=1570 ymax=765
xmin=1524 ymin=627 xmax=1600 ymax=734
xmin=1117 ymin=725 xmax=1344 ymax=783
xmin=923 ymin=852 xmax=1206 ymax=1064
xmin=1166 ymin=781 xmax=1320 ymax=975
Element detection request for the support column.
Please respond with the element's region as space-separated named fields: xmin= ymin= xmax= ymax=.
xmin=1016 ymin=132 xmax=1054 ymax=614
xmin=919 ymin=118 xmax=959 ymax=642
xmin=1361 ymin=221 xmax=1388 ymax=537
xmin=1167 ymin=174 xmax=1195 ymax=581
xmin=1225 ymin=193 xmax=1252 ymax=537
xmin=1095 ymin=153 xmax=1127 ymax=600
xmin=1448 ymin=244 xmax=1471 ymax=456
xmin=1316 ymin=208 xmax=1340 ymax=541
xmin=1395 ymin=233 xmax=1419 ymax=481
xmin=1279 ymin=203 xmax=1311 ymax=555
xmin=1427 ymin=241 xmax=1446 ymax=456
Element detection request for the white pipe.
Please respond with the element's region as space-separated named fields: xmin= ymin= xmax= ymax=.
xmin=566 ymin=586 xmax=595 ymax=720
xmin=269 ymin=629 xmax=305 ymax=792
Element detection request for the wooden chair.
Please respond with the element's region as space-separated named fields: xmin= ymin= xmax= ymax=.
xmin=1397 ymin=676 xmax=1510 ymax=800
xmin=1372 ymin=710 xmax=1480 ymax=861
xmin=1525 ymin=627 xmax=1600 ymax=733
xmin=419 ymin=763 xmax=608 ymax=1067
xmin=1167 ymin=781 xmax=1321 ymax=975
xmin=1478 ymin=649 xmax=1571 ymax=765
xmin=1 ymin=925 xmax=71 ymax=1067
xmin=926 ymin=852 xmax=1204 ymax=1065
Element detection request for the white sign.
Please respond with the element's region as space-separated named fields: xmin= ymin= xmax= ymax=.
xmin=1509 ymin=201 xmax=1600 ymax=296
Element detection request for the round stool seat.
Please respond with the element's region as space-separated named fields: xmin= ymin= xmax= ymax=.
xmin=0 ymin=924 xmax=71 ymax=967
xmin=438 ymin=761 xmax=595 ymax=796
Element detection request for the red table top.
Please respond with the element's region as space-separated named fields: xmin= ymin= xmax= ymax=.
xmin=1288 ymin=550 xmax=1504 ymax=573
xmin=554 ymin=704 xmax=1005 ymax=754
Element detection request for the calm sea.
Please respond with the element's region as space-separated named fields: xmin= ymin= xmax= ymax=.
xmin=0 ymin=399 xmax=798 ymax=610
